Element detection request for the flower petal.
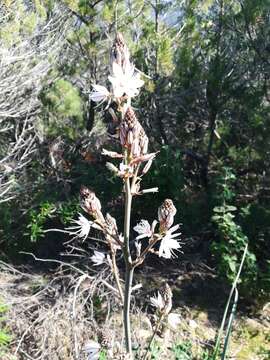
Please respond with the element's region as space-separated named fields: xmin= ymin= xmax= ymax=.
xmin=90 ymin=84 xmax=110 ymax=103
xmin=91 ymin=251 xmax=105 ymax=266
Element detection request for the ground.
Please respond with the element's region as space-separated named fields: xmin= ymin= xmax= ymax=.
xmin=0 ymin=261 xmax=269 ymax=360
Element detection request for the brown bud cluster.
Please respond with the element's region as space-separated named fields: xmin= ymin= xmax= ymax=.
xmin=106 ymin=213 xmax=118 ymax=235
xmin=120 ymin=107 xmax=140 ymax=149
xmin=158 ymin=199 xmax=177 ymax=232
xmin=80 ymin=186 xmax=104 ymax=222
xmin=119 ymin=107 xmax=149 ymax=159
xmin=105 ymin=213 xmax=121 ymax=250
xmin=110 ymin=32 xmax=130 ymax=69
xmin=160 ymin=283 xmax=173 ymax=315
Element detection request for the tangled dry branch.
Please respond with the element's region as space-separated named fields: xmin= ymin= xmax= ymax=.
xmin=0 ymin=3 xmax=70 ymax=203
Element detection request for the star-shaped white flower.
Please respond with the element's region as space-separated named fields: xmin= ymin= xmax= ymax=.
xmin=150 ymin=291 xmax=164 ymax=312
xmin=134 ymin=220 xmax=151 ymax=239
xmin=91 ymin=251 xmax=106 ymax=266
xmin=133 ymin=219 xmax=158 ymax=240
xmin=65 ymin=213 xmax=92 ymax=241
xmin=108 ymin=61 xmax=144 ymax=98
xmin=90 ymin=84 xmax=110 ymax=103
xmin=158 ymin=224 xmax=181 ymax=259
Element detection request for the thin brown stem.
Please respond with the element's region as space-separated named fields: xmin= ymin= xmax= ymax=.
xmin=134 ymin=235 xmax=161 ymax=267
xmin=142 ymin=313 xmax=164 ymax=360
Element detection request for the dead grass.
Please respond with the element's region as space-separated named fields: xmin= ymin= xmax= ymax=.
xmin=0 ymin=261 xmax=122 ymax=360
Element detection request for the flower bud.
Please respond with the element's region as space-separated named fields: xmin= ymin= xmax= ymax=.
xmin=141 ymin=159 xmax=153 ymax=175
xmin=139 ymin=128 xmax=149 ymax=155
xmin=160 ymin=283 xmax=173 ymax=315
xmin=158 ymin=199 xmax=177 ymax=232
xmin=102 ymin=148 xmax=123 ymax=159
xmin=105 ymin=213 xmax=122 ymax=250
xmin=110 ymin=32 xmax=130 ymax=70
xmin=120 ymin=107 xmax=142 ymax=154
xmin=106 ymin=213 xmax=118 ymax=236
xmin=80 ymin=186 xmax=104 ymax=222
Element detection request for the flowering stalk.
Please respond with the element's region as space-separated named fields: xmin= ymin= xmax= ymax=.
xmin=63 ymin=32 xmax=182 ymax=358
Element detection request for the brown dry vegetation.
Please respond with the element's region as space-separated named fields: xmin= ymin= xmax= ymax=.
xmin=1 ymin=261 xmax=269 ymax=360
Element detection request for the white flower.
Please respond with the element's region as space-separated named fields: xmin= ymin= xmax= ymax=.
xmin=134 ymin=220 xmax=151 ymax=240
xmin=90 ymin=84 xmax=110 ymax=103
xmin=65 ymin=213 xmax=92 ymax=241
xmin=91 ymin=251 xmax=105 ymax=266
xmin=168 ymin=313 xmax=181 ymax=329
xmin=133 ymin=219 xmax=158 ymax=240
xmin=84 ymin=340 xmax=100 ymax=360
xmin=158 ymin=224 xmax=181 ymax=259
xmin=150 ymin=292 xmax=164 ymax=312
xmin=108 ymin=61 xmax=144 ymax=99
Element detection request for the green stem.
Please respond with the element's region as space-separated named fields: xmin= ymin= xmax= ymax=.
xmin=142 ymin=313 xmax=164 ymax=360
xmin=123 ymin=178 xmax=134 ymax=354
xmin=213 ymin=243 xmax=248 ymax=359
xmin=111 ymin=250 xmax=124 ymax=303
xmin=124 ymin=265 xmax=134 ymax=354
xmin=123 ymin=178 xmax=132 ymax=262
xmin=221 ymin=288 xmax=238 ymax=360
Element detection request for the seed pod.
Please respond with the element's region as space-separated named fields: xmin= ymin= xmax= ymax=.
xmin=158 ymin=199 xmax=177 ymax=232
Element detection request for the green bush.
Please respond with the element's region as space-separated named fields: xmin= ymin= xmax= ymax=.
xmin=211 ymin=167 xmax=258 ymax=294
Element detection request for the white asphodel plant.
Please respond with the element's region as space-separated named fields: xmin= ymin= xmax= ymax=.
xmin=66 ymin=34 xmax=181 ymax=358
